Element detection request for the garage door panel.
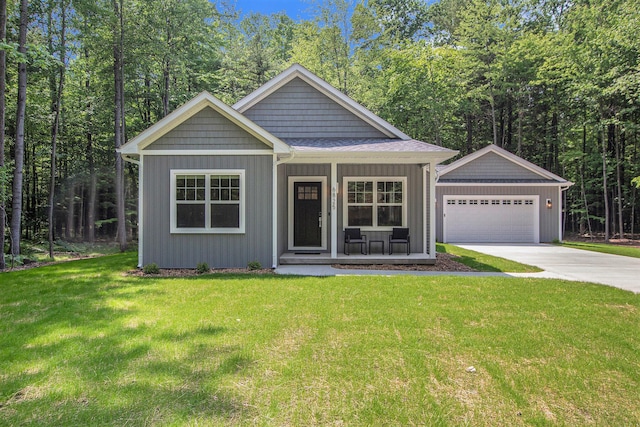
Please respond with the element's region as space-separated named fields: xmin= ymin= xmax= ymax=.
xmin=444 ymin=196 xmax=538 ymax=243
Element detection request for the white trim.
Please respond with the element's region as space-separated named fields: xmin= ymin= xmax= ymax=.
xmin=141 ymin=149 xmax=274 ymax=156
xmin=233 ymin=64 xmax=411 ymax=140
xmin=118 ymin=91 xmax=290 ymax=155
xmin=342 ymin=176 xmax=408 ymax=231
xmin=558 ymin=186 xmax=563 ymax=242
xmin=439 ymin=144 xmax=569 ymax=183
xmin=272 ymin=155 xmax=278 ymax=268
xmin=436 ymin=182 xmax=569 ymax=187
xmin=428 ymin=163 xmax=436 ymax=258
xmin=287 ymin=176 xmax=328 ymax=251
xmin=138 ymin=155 xmax=144 ymax=268
xmin=331 ymin=162 xmax=338 ymax=259
xmin=170 ymin=169 xmax=246 ymax=234
xmin=422 ymin=165 xmax=428 ymax=256
xmin=442 ymin=195 xmax=540 ymax=243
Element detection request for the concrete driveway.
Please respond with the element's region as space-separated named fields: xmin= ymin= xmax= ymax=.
xmin=458 ymin=243 xmax=640 ymax=293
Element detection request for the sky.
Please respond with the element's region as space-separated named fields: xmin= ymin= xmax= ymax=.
xmin=233 ymin=0 xmax=313 ymax=20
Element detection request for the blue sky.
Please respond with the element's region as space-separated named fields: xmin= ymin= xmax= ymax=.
xmin=233 ymin=0 xmax=313 ymax=20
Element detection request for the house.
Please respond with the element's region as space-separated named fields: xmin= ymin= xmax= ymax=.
xmin=118 ymin=64 xmax=458 ymax=268
xmin=435 ymin=144 xmax=573 ymax=243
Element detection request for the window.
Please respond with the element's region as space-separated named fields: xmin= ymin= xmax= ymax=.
xmin=344 ymin=177 xmax=406 ymax=229
xmin=171 ymin=170 xmax=245 ymax=233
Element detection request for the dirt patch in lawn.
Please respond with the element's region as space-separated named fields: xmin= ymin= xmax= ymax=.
xmin=331 ymin=252 xmax=475 ymax=272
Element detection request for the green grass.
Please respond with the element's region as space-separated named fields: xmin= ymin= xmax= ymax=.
xmin=561 ymin=240 xmax=640 ymax=259
xmin=437 ymin=243 xmax=542 ymax=272
xmin=2 ymin=254 xmax=639 ymax=426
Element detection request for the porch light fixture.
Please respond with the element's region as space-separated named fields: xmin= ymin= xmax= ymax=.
xmin=546 ymin=198 xmax=552 ymax=209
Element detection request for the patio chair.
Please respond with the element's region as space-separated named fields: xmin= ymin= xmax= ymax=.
xmin=344 ymin=228 xmax=367 ymax=255
xmin=389 ymin=227 xmax=410 ymax=255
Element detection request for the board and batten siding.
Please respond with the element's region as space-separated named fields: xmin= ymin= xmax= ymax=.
xmin=243 ymin=77 xmax=388 ymax=139
xmin=144 ymin=107 xmax=268 ymax=151
xmin=443 ymin=152 xmax=544 ymax=181
xmin=338 ymin=164 xmax=427 ymax=254
xmin=143 ymin=155 xmax=273 ymax=268
xmin=435 ymin=185 xmax=561 ymax=242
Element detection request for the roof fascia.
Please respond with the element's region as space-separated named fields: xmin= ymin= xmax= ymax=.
xmin=232 ymin=64 xmax=411 ymax=140
xmin=119 ymin=91 xmax=290 ymax=155
xmin=439 ymin=144 xmax=566 ymax=182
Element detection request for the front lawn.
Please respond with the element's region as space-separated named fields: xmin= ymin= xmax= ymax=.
xmin=561 ymin=240 xmax=640 ymax=259
xmin=1 ymin=254 xmax=638 ymax=426
xmin=437 ymin=243 xmax=542 ymax=272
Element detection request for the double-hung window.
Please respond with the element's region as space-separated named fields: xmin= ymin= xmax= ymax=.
xmin=171 ymin=170 xmax=245 ymax=233
xmin=344 ymin=177 xmax=406 ymax=229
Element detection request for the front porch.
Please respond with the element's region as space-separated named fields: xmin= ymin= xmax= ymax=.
xmin=279 ymin=252 xmax=436 ymax=265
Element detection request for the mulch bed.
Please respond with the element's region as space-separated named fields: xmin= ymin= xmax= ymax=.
xmin=127 ymin=268 xmax=275 ymax=277
xmin=331 ymin=252 xmax=475 ymax=272
xmin=127 ymin=252 xmax=473 ymax=277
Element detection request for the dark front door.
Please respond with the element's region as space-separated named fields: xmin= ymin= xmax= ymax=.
xmin=293 ymin=182 xmax=322 ymax=247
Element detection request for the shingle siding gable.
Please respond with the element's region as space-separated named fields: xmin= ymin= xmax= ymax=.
xmin=442 ymin=152 xmax=549 ymax=181
xmin=144 ymin=107 xmax=268 ymax=151
xmin=242 ymin=77 xmax=388 ymax=139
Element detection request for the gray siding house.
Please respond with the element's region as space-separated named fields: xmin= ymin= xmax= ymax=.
xmin=119 ymin=64 xmax=457 ymax=268
xmin=436 ymin=145 xmax=573 ymax=243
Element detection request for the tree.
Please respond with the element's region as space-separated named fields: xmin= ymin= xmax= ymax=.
xmin=11 ymin=0 xmax=28 ymax=259
xmin=0 ymin=0 xmax=7 ymax=269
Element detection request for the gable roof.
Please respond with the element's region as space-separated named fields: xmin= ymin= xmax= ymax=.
xmin=438 ymin=144 xmax=570 ymax=183
xmin=232 ymin=64 xmax=410 ymax=140
xmin=119 ymin=91 xmax=290 ymax=155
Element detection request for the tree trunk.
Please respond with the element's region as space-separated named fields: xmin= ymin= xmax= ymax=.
xmin=48 ymin=0 xmax=66 ymax=259
xmin=0 ymin=0 xmax=7 ymax=269
xmin=11 ymin=0 xmax=28 ymax=259
xmin=113 ymin=0 xmax=127 ymax=251
xmin=465 ymin=113 xmax=473 ymax=155
xmin=66 ymin=181 xmax=74 ymax=240
xmin=602 ymin=125 xmax=610 ymax=241
xmin=615 ymin=125 xmax=624 ymax=239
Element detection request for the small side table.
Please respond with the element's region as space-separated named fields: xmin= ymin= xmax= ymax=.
xmin=369 ymin=240 xmax=385 ymax=255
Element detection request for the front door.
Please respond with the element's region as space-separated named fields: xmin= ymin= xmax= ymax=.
xmin=293 ymin=181 xmax=323 ymax=247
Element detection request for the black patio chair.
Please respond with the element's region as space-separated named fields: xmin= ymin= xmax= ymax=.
xmin=389 ymin=227 xmax=410 ymax=255
xmin=344 ymin=228 xmax=367 ymax=255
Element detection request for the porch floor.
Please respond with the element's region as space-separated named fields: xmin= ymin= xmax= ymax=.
xmin=279 ymin=252 xmax=436 ymax=265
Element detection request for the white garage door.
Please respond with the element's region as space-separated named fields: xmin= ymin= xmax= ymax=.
xmin=443 ymin=196 xmax=539 ymax=243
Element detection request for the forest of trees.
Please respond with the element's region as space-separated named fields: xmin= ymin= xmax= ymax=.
xmin=1 ymin=0 xmax=639 ymax=268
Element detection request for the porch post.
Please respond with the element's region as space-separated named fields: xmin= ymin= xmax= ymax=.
xmin=422 ymin=164 xmax=428 ymax=255
xmin=272 ymin=154 xmax=278 ymax=268
xmin=138 ymin=154 xmax=144 ymax=268
xmin=331 ymin=161 xmax=338 ymax=259
xmin=429 ymin=161 xmax=437 ymax=258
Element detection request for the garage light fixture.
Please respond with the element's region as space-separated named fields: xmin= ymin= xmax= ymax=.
xmin=546 ymin=198 xmax=552 ymax=209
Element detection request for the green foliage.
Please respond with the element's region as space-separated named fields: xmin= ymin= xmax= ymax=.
xmin=142 ymin=263 xmax=160 ymax=274
xmin=247 ymin=260 xmax=262 ymax=271
xmin=195 ymin=262 xmax=209 ymax=274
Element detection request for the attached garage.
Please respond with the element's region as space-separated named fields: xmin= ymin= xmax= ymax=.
xmin=436 ymin=145 xmax=573 ymax=243
xmin=443 ymin=196 xmax=539 ymax=243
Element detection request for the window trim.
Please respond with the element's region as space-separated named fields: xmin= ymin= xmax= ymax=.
xmin=342 ymin=176 xmax=407 ymax=231
xmin=170 ymin=169 xmax=245 ymax=234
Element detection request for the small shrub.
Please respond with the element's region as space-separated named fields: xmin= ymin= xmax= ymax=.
xmin=196 ymin=262 xmax=210 ymax=274
xmin=143 ymin=263 xmax=160 ymax=274
xmin=247 ymin=260 xmax=262 ymax=271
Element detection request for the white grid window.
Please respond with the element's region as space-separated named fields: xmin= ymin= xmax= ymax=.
xmin=171 ymin=170 xmax=245 ymax=234
xmin=344 ymin=177 xmax=406 ymax=229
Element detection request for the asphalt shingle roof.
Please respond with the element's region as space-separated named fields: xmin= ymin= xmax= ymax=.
xmin=283 ymin=138 xmax=454 ymax=153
